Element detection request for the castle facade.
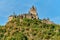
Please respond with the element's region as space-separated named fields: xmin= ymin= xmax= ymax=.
xmin=8 ymin=6 xmax=39 ymax=21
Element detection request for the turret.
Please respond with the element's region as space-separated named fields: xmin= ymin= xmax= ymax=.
xmin=29 ymin=6 xmax=37 ymax=15
xmin=29 ymin=6 xmax=38 ymax=19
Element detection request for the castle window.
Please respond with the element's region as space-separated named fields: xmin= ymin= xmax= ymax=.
xmin=32 ymin=16 xmax=34 ymax=18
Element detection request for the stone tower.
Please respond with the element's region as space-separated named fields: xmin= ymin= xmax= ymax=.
xmin=8 ymin=6 xmax=39 ymax=21
xmin=29 ymin=6 xmax=38 ymax=19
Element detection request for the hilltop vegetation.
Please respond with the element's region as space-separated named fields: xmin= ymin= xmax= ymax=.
xmin=0 ymin=18 xmax=60 ymax=40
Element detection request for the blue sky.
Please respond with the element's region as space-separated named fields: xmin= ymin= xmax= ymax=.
xmin=0 ymin=0 xmax=60 ymax=25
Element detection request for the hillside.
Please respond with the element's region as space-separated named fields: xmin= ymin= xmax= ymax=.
xmin=0 ymin=18 xmax=60 ymax=40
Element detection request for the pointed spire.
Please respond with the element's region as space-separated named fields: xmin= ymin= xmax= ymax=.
xmin=29 ymin=5 xmax=37 ymax=15
xmin=31 ymin=5 xmax=36 ymax=10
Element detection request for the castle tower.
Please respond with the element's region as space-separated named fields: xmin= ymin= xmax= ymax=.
xmin=29 ymin=6 xmax=38 ymax=19
xmin=29 ymin=6 xmax=37 ymax=15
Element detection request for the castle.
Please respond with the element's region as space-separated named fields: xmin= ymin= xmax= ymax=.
xmin=8 ymin=6 xmax=53 ymax=24
xmin=8 ymin=6 xmax=39 ymax=21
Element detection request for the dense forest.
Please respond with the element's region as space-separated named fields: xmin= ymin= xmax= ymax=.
xmin=0 ymin=17 xmax=60 ymax=40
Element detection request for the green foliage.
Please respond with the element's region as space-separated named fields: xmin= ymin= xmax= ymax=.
xmin=4 ymin=32 xmax=28 ymax=40
xmin=0 ymin=18 xmax=60 ymax=40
